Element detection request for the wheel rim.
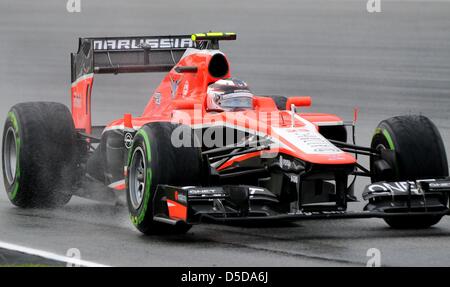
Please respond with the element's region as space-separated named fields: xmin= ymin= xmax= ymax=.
xmin=3 ymin=127 xmax=17 ymax=185
xmin=129 ymin=147 xmax=146 ymax=210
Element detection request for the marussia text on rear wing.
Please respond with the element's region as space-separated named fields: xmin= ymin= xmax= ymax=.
xmin=70 ymin=35 xmax=195 ymax=82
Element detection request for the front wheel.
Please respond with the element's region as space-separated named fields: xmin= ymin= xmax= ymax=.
xmin=370 ymin=115 xmax=448 ymax=229
xmin=384 ymin=215 xmax=443 ymax=229
xmin=126 ymin=122 xmax=203 ymax=235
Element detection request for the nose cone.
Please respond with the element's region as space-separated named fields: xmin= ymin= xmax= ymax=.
xmin=271 ymin=126 xmax=357 ymax=165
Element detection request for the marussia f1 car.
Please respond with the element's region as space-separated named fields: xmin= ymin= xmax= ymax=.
xmin=2 ymin=32 xmax=450 ymax=235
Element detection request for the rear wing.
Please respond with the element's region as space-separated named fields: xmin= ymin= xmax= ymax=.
xmin=70 ymin=33 xmax=236 ymax=134
xmin=71 ymin=35 xmax=194 ymax=83
xmin=70 ymin=35 xmax=194 ymax=134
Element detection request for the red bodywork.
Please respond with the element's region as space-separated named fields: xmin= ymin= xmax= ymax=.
xmin=65 ymin=35 xmax=450 ymax=229
xmin=71 ymin=46 xmax=356 ymax=171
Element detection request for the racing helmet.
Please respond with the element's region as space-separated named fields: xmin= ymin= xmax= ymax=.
xmin=206 ymin=78 xmax=254 ymax=112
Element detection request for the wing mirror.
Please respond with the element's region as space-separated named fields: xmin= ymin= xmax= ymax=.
xmin=286 ymin=96 xmax=312 ymax=128
xmin=285 ymin=96 xmax=312 ymax=110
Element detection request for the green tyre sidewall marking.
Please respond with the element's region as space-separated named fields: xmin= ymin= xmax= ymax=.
xmin=382 ymin=129 xmax=395 ymax=150
xmin=129 ymin=129 xmax=153 ymax=227
xmin=6 ymin=111 xmax=21 ymax=201
xmin=374 ymin=127 xmax=395 ymax=150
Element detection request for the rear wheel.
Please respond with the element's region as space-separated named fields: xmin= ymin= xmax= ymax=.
xmin=370 ymin=115 xmax=448 ymax=229
xmin=126 ymin=122 xmax=203 ymax=235
xmin=2 ymin=102 xmax=77 ymax=208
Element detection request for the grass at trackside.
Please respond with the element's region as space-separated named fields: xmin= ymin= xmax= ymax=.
xmin=0 ymin=248 xmax=66 ymax=267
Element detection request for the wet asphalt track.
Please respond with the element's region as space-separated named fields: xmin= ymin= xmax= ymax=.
xmin=1 ymin=0 xmax=450 ymax=266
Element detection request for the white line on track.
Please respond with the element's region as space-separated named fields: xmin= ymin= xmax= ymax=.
xmin=0 ymin=241 xmax=109 ymax=267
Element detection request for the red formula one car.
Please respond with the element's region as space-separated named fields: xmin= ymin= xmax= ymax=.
xmin=2 ymin=33 xmax=450 ymax=234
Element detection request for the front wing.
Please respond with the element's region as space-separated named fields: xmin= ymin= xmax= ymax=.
xmin=151 ymin=178 xmax=450 ymax=226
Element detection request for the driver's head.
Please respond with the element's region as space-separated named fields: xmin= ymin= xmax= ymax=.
xmin=206 ymin=78 xmax=254 ymax=112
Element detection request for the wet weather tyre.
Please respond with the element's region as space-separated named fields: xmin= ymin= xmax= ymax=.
xmin=2 ymin=102 xmax=77 ymax=208
xmin=371 ymin=115 xmax=448 ymax=229
xmin=126 ymin=122 xmax=203 ymax=235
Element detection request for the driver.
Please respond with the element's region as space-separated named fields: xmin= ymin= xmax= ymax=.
xmin=206 ymin=78 xmax=254 ymax=112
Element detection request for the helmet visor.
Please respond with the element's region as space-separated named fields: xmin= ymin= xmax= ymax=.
xmin=218 ymin=92 xmax=254 ymax=110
